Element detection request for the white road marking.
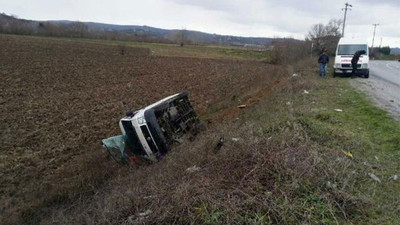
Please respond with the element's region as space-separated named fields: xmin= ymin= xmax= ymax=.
xmin=384 ymin=62 xmax=400 ymax=72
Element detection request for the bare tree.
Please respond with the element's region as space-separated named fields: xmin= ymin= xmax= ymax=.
xmin=306 ymin=19 xmax=342 ymax=54
xmin=270 ymin=39 xmax=310 ymax=64
xmin=325 ymin=19 xmax=342 ymax=36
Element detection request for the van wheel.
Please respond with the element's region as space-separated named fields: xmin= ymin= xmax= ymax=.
xmin=364 ymin=72 xmax=369 ymax=79
xmin=333 ymin=72 xmax=337 ymax=78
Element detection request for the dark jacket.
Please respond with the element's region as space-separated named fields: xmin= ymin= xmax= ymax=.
xmin=351 ymin=50 xmax=366 ymax=64
xmin=318 ymin=53 xmax=329 ymax=64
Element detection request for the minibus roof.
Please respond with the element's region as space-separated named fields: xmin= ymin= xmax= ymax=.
xmin=338 ymin=38 xmax=368 ymax=45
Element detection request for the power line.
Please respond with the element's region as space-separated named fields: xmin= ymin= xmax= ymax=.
xmin=371 ymin=23 xmax=379 ymax=49
xmin=342 ymin=2 xmax=352 ymax=37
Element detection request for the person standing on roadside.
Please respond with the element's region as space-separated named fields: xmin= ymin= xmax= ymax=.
xmin=351 ymin=50 xmax=366 ymax=78
xmin=318 ymin=50 xmax=329 ymax=78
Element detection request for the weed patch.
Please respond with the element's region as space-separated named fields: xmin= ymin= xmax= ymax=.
xmin=2 ymin=35 xmax=399 ymax=224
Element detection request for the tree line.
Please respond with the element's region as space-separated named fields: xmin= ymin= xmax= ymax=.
xmin=0 ymin=13 xmax=175 ymax=43
xmin=306 ymin=18 xmax=392 ymax=57
xmin=306 ymin=19 xmax=342 ymax=55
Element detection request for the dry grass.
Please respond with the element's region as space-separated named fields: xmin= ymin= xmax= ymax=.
xmin=41 ymin=58 xmax=388 ymax=225
xmin=2 ymin=35 xmax=399 ymax=224
xmin=0 ymin=34 xmax=280 ymax=225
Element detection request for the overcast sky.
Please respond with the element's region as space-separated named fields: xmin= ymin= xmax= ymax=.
xmin=1 ymin=0 xmax=399 ymax=47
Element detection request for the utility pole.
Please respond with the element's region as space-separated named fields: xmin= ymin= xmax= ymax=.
xmin=310 ymin=42 xmax=313 ymax=58
xmin=341 ymin=2 xmax=352 ymax=37
xmin=371 ymin=24 xmax=379 ymax=49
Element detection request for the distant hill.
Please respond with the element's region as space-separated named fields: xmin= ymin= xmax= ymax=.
xmin=50 ymin=20 xmax=290 ymax=46
xmin=0 ymin=13 xmax=296 ymax=46
xmin=391 ymin=48 xmax=400 ymax=55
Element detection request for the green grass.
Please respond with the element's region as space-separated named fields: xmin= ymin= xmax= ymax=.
xmin=247 ymin=66 xmax=400 ymax=224
xmin=373 ymin=54 xmax=398 ymax=60
xmin=306 ymin=78 xmax=400 ymax=164
xmin=87 ymin=38 xmax=271 ymax=61
xmin=193 ymin=60 xmax=400 ymax=224
xmin=306 ymin=78 xmax=400 ymax=224
xmin=9 ymin=34 xmax=398 ymax=224
xmin=8 ymin=34 xmax=271 ymax=61
xmin=216 ymin=48 xmax=270 ymax=61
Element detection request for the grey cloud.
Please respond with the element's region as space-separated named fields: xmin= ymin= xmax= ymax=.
xmin=1 ymin=0 xmax=399 ymax=46
xmin=357 ymin=0 xmax=400 ymax=7
xmin=170 ymin=0 xmax=236 ymax=11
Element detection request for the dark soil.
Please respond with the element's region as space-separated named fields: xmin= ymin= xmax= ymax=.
xmin=0 ymin=34 xmax=283 ymax=224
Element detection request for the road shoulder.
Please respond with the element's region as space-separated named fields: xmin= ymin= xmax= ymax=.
xmin=350 ymin=78 xmax=400 ymax=121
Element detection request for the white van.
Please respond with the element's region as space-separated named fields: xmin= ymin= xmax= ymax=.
xmin=102 ymin=92 xmax=199 ymax=164
xmin=333 ymin=38 xmax=370 ymax=78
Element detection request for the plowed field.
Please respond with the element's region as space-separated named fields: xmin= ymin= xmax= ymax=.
xmin=0 ymin=34 xmax=284 ymax=223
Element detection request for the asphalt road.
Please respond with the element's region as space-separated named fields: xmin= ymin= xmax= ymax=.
xmin=351 ymin=60 xmax=400 ymax=121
